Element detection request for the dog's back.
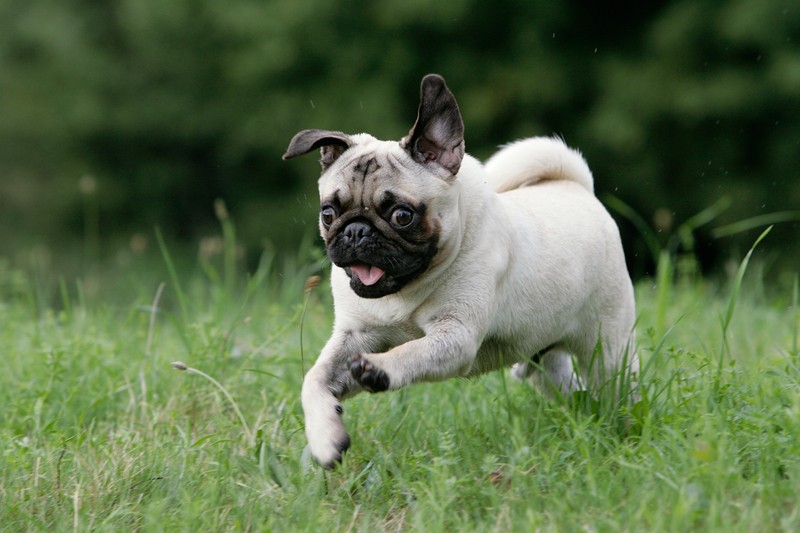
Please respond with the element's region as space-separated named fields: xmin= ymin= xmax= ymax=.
xmin=484 ymin=137 xmax=594 ymax=194
xmin=480 ymin=136 xmax=637 ymax=393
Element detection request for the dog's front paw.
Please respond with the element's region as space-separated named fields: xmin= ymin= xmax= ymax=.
xmin=350 ymin=354 xmax=390 ymax=392
xmin=304 ymin=400 xmax=351 ymax=469
xmin=314 ymin=432 xmax=351 ymax=470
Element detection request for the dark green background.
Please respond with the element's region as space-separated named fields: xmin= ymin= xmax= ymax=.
xmin=1 ymin=0 xmax=798 ymax=279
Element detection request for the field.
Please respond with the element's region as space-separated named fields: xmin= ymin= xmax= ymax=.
xmin=1 ymin=236 xmax=798 ymax=532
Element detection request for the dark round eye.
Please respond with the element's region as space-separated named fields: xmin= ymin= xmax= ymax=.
xmin=320 ymin=206 xmax=336 ymax=228
xmin=391 ymin=207 xmax=414 ymax=227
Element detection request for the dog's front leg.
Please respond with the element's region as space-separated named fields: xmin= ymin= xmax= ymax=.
xmin=351 ymin=318 xmax=482 ymax=391
xmin=302 ymin=328 xmax=382 ymax=469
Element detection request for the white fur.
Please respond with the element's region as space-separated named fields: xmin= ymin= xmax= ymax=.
xmin=484 ymin=137 xmax=594 ymax=193
xmin=301 ymin=136 xmax=637 ymax=468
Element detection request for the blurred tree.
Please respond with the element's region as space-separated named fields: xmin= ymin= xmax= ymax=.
xmin=0 ymin=0 xmax=797 ymax=278
xmin=580 ymin=0 xmax=800 ymax=275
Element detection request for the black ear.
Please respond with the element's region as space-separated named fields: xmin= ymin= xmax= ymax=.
xmin=283 ymin=129 xmax=353 ymax=170
xmin=400 ymin=74 xmax=465 ymax=177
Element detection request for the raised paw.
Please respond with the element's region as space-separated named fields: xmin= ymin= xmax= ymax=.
xmin=350 ymin=354 xmax=390 ymax=392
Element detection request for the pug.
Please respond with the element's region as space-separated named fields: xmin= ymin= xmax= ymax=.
xmin=283 ymin=74 xmax=637 ymax=469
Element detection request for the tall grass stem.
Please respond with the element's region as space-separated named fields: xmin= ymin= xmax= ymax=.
xmin=792 ymin=274 xmax=799 ymax=359
xmin=155 ymin=227 xmax=190 ymax=325
xmin=717 ymin=226 xmax=772 ymax=383
xmin=171 ymin=361 xmax=254 ymax=446
xmin=146 ymin=283 xmax=165 ymax=355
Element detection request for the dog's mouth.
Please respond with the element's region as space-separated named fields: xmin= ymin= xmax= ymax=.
xmin=326 ymin=221 xmax=438 ymax=298
xmin=348 ymin=264 xmax=386 ymax=286
xmin=338 ymin=259 xmax=423 ymax=298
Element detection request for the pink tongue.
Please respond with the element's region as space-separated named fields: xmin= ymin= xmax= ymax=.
xmin=350 ymin=264 xmax=385 ymax=286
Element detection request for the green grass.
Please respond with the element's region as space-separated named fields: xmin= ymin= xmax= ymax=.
xmin=1 ymin=242 xmax=798 ymax=532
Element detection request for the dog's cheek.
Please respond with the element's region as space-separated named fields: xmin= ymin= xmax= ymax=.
xmin=417 ymin=213 xmax=441 ymax=247
xmin=406 ymin=215 xmax=441 ymax=266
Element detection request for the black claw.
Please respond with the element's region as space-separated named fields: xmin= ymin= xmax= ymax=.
xmin=350 ymin=355 xmax=365 ymax=381
xmin=321 ymin=434 xmax=351 ymax=470
xmin=339 ymin=433 xmax=351 ymax=454
xmin=317 ymin=433 xmax=350 ymax=470
xmin=350 ymin=354 xmax=390 ymax=392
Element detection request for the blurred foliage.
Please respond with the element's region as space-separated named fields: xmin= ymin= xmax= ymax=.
xmin=0 ymin=0 xmax=798 ymax=279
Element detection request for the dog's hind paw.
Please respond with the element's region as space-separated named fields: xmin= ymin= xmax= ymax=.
xmin=350 ymin=354 xmax=390 ymax=392
xmin=511 ymin=361 xmax=534 ymax=381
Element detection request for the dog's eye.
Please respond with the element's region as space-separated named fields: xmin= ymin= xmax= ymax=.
xmin=320 ymin=206 xmax=336 ymax=228
xmin=390 ymin=207 xmax=414 ymax=227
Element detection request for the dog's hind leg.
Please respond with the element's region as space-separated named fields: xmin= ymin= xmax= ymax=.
xmin=511 ymin=347 xmax=581 ymax=398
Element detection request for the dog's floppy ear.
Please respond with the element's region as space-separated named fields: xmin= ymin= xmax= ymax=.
xmin=283 ymin=129 xmax=353 ymax=170
xmin=401 ymin=74 xmax=465 ymax=178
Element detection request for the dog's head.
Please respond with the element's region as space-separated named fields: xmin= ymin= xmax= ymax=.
xmin=283 ymin=74 xmax=466 ymax=298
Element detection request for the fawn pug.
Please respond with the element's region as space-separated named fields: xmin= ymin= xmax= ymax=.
xmin=284 ymin=74 xmax=637 ymax=468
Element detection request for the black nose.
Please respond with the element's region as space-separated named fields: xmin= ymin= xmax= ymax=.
xmin=342 ymin=221 xmax=373 ymax=246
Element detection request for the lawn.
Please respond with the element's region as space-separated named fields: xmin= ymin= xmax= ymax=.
xmin=1 ymin=240 xmax=798 ymax=532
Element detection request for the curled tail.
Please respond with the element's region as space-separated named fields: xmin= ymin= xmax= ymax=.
xmin=483 ymin=136 xmax=594 ymax=194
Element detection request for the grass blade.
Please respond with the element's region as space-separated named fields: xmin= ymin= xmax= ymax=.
xmin=604 ymin=194 xmax=661 ymax=264
xmin=154 ymin=227 xmax=190 ymax=325
xmin=721 ymin=226 xmax=772 ymax=333
xmin=674 ymin=196 xmax=731 ymax=252
xmin=711 ymin=210 xmax=800 ymax=238
xmin=716 ymin=226 xmax=773 ymax=387
xmin=793 ymin=274 xmax=799 ymax=359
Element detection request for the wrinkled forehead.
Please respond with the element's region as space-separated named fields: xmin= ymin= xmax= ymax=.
xmin=317 ymin=138 xmax=442 ymax=207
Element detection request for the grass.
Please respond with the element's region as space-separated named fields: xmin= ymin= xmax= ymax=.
xmin=1 ymin=234 xmax=799 ymax=532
